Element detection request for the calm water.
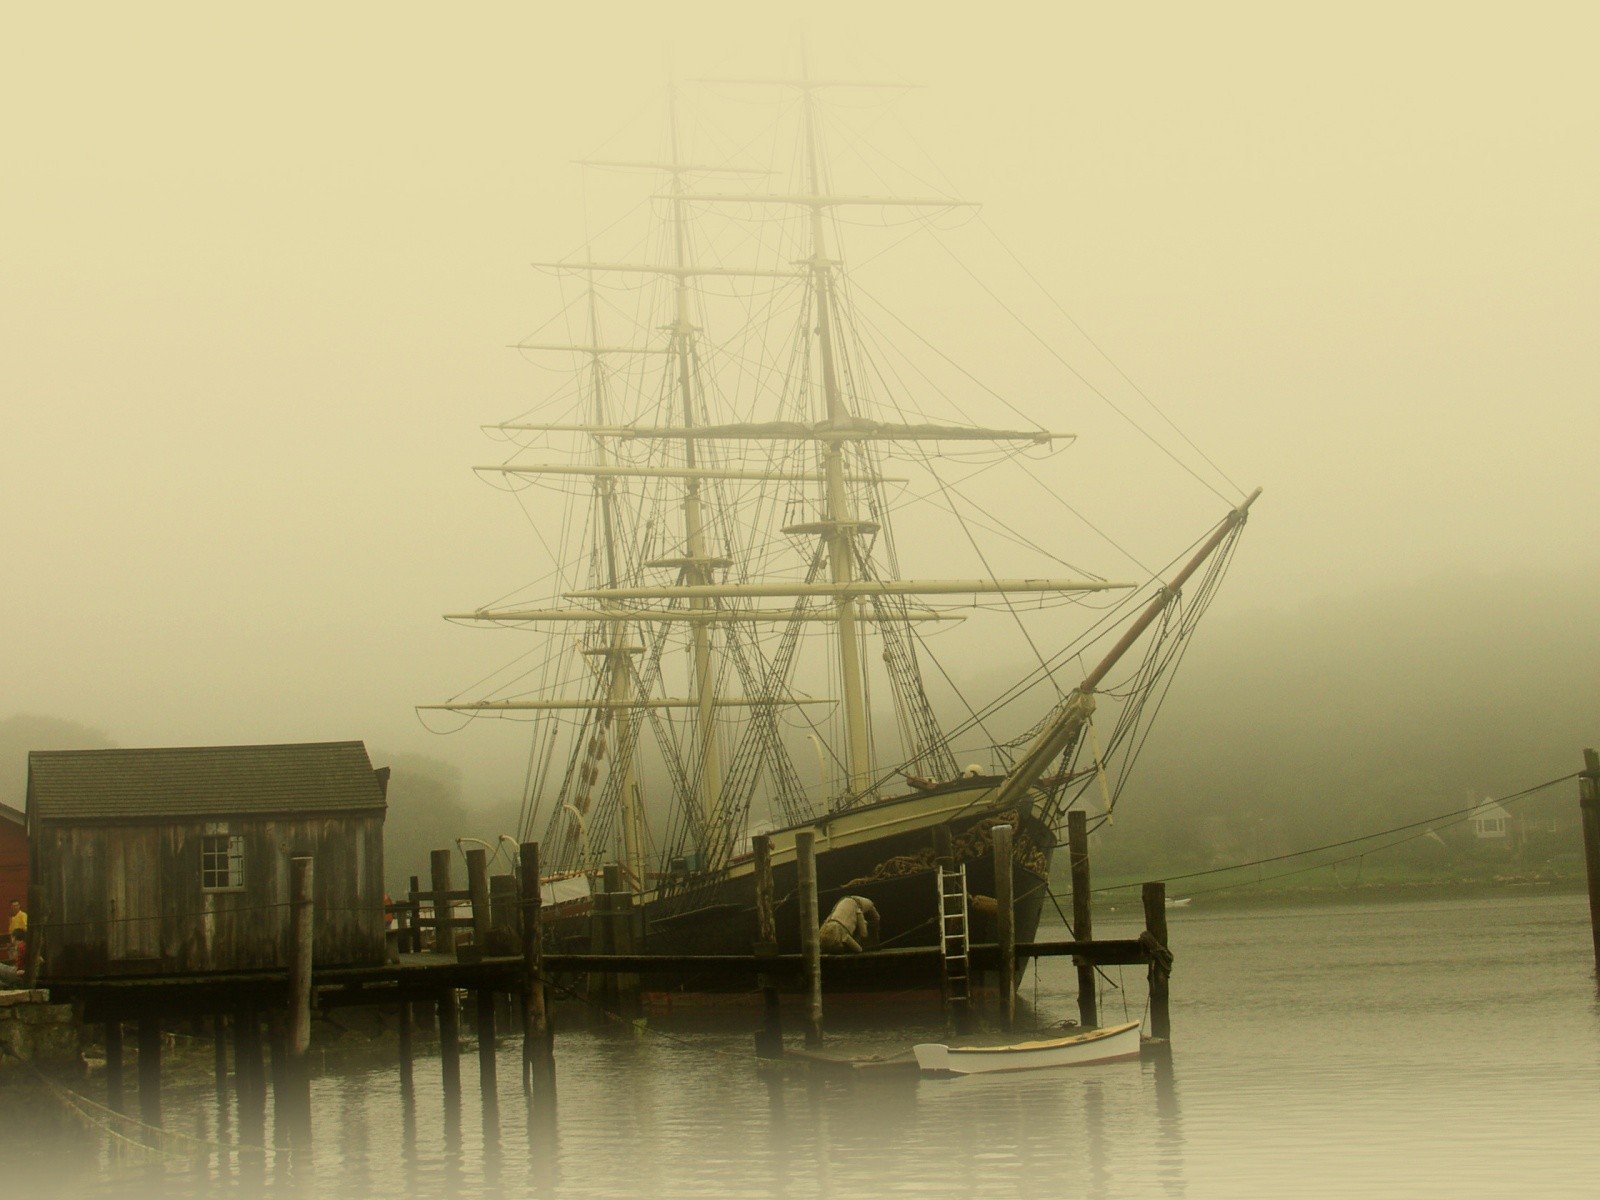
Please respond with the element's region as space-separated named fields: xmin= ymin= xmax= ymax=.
xmin=10 ymin=889 xmax=1600 ymax=1198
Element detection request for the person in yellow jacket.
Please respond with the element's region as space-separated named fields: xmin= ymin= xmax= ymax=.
xmin=7 ymin=900 xmax=26 ymax=970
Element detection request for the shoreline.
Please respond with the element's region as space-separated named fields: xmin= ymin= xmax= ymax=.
xmin=1088 ymin=873 xmax=1588 ymax=913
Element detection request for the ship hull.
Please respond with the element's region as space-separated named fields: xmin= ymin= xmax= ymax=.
xmin=548 ymin=780 xmax=1056 ymax=996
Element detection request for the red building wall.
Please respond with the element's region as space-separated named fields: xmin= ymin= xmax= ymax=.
xmin=0 ymin=807 xmax=28 ymax=914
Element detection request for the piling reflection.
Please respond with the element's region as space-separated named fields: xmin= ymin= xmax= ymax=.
xmin=1148 ymin=1039 xmax=1186 ymax=1195
xmin=524 ymin=1055 xmax=559 ymax=1196
xmin=762 ymin=1073 xmax=790 ymax=1199
xmin=18 ymin=894 xmax=1600 ymax=1200
xmin=399 ymin=1057 xmax=419 ymax=1195
xmin=440 ymin=1067 xmax=464 ymax=1200
xmin=1084 ymin=1080 xmax=1109 ymax=1200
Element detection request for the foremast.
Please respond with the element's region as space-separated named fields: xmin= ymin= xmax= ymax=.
xmin=581 ymin=274 xmax=648 ymax=892
xmin=664 ymin=83 xmax=724 ymax=847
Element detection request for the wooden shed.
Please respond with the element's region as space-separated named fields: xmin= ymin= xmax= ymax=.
xmin=27 ymin=741 xmax=388 ymax=979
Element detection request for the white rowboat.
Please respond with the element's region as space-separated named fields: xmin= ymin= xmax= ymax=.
xmin=913 ymin=1021 xmax=1143 ymax=1075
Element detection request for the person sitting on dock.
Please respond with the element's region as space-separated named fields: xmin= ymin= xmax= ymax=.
xmin=819 ymin=895 xmax=879 ymax=954
xmin=7 ymin=901 xmax=26 ymax=971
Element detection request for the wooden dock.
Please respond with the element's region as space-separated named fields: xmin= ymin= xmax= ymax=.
xmin=36 ymin=830 xmax=1176 ymax=1154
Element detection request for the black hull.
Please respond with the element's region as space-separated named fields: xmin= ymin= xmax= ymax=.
xmin=550 ymin=787 xmax=1054 ymax=995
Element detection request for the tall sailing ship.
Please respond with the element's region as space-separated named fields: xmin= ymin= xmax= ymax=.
xmin=423 ymin=67 xmax=1258 ymax=993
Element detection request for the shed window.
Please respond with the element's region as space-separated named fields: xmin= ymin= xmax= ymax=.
xmin=201 ymin=835 xmax=246 ymax=890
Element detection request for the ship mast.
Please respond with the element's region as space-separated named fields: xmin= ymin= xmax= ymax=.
xmin=798 ymin=65 xmax=873 ymax=796
xmin=664 ymin=82 xmax=724 ymax=849
xmin=582 ymin=269 xmax=648 ymax=891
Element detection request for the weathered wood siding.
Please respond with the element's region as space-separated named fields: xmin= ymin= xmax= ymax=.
xmin=39 ymin=812 xmax=384 ymax=978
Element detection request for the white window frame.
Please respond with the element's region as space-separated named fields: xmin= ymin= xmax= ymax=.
xmin=201 ymin=834 xmax=246 ymax=892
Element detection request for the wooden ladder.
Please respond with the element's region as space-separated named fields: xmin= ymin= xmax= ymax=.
xmin=937 ymin=863 xmax=971 ymax=1010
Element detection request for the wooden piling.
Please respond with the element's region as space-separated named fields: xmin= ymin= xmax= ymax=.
xmin=282 ymin=855 xmax=315 ymax=1143
xmin=590 ymin=865 xmax=620 ymax=1009
xmin=1069 ymin=809 xmax=1099 ymax=1028
xmin=490 ymin=873 xmax=518 ymax=952
xmin=1580 ymin=749 xmax=1600 ymax=976
xmin=610 ymin=888 xmax=641 ymax=1014
xmin=796 ymin=830 xmax=823 ymax=1047
xmin=519 ymin=841 xmax=552 ymax=1089
xmin=993 ymin=823 xmax=1016 ymax=1030
xmin=104 ymin=1019 xmax=124 ymax=1114
xmin=430 ymin=849 xmax=456 ymax=955
xmin=466 ymin=848 xmax=492 ymax=960
xmin=408 ymin=875 xmax=423 ymax=952
xmin=1142 ymin=881 xmax=1171 ymax=1041
xmin=137 ymin=1013 xmax=162 ymax=1128
xmin=438 ymin=988 xmax=462 ymax=1105
xmin=751 ymin=834 xmax=783 ymax=1058
xmin=288 ymin=856 xmax=314 ymax=1055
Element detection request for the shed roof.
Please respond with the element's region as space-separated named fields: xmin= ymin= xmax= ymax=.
xmin=26 ymin=741 xmax=387 ymax=822
xmin=0 ymin=802 xmax=23 ymax=828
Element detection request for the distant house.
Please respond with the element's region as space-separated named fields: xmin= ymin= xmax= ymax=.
xmin=1469 ymin=798 xmax=1513 ymax=841
xmin=0 ymin=802 xmax=26 ymax=916
xmin=27 ymin=741 xmax=388 ymax=979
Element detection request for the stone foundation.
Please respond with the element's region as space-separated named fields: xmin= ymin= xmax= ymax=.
xmin=0 ymin=990 xmax=78 ymax=1065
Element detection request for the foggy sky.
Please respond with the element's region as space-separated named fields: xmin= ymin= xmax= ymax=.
xmin=5 ymin=2 xmax=1597 ymax=812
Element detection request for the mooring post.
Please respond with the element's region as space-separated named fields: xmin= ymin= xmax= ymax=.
xmin=137 ymin=1012 xmax=162 ymax=1129
xmin=408 ymin=874 xmax=423 ymax=952
xmin=1142 ymin=881 xmax=1172 ymax=1041
xmin=751 ymin=834 xmax=783 ymax=1058
xmin=466 ymin=848 xmax=492 ymax=962
xmin=994 ymin=823 xmax=1016 ymax=1030
xmin=1580 ymin=749 xmax=1600 ymax=976
xmin=490 ymin=873 xmax=517 ymax=947
xmin=519 ymin=841 xmax=553 ymax=1091
xmin=611 ymin=887 xmax=641 ymax=1016
xmin=438 ymin=987 xmax=462 ymax=1106
xmin=289 ymin=857 xmax=314 ymax=1053
xmin=104 ymin=1019 xmax=124 ymax=1114
xmin=1069 ymin=810 xmax=1099 ymax=1028
xmin=590 ymin=865 xmax=620 ymax=1011
xmin=796 ymin=830 xmax=823 ymax=1047
xmin=430 ymin=849 xmax=457 ymax=955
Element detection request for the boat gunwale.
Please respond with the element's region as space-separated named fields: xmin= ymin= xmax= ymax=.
xmin=943 ymin=1020 xmax=1142 ymax=1055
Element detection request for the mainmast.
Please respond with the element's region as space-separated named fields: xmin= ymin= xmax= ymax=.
xmin=798 ymin=71 xmax=872 ymax=796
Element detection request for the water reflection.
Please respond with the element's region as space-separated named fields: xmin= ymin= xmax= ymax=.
xmin=10 ymin=893 xmax=1600 ymax=1199
xmin=524 ymin=1057 xmax=559 ymax=1197
xmin=1147 ymin=1041 xmax=1185 ymax=1197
